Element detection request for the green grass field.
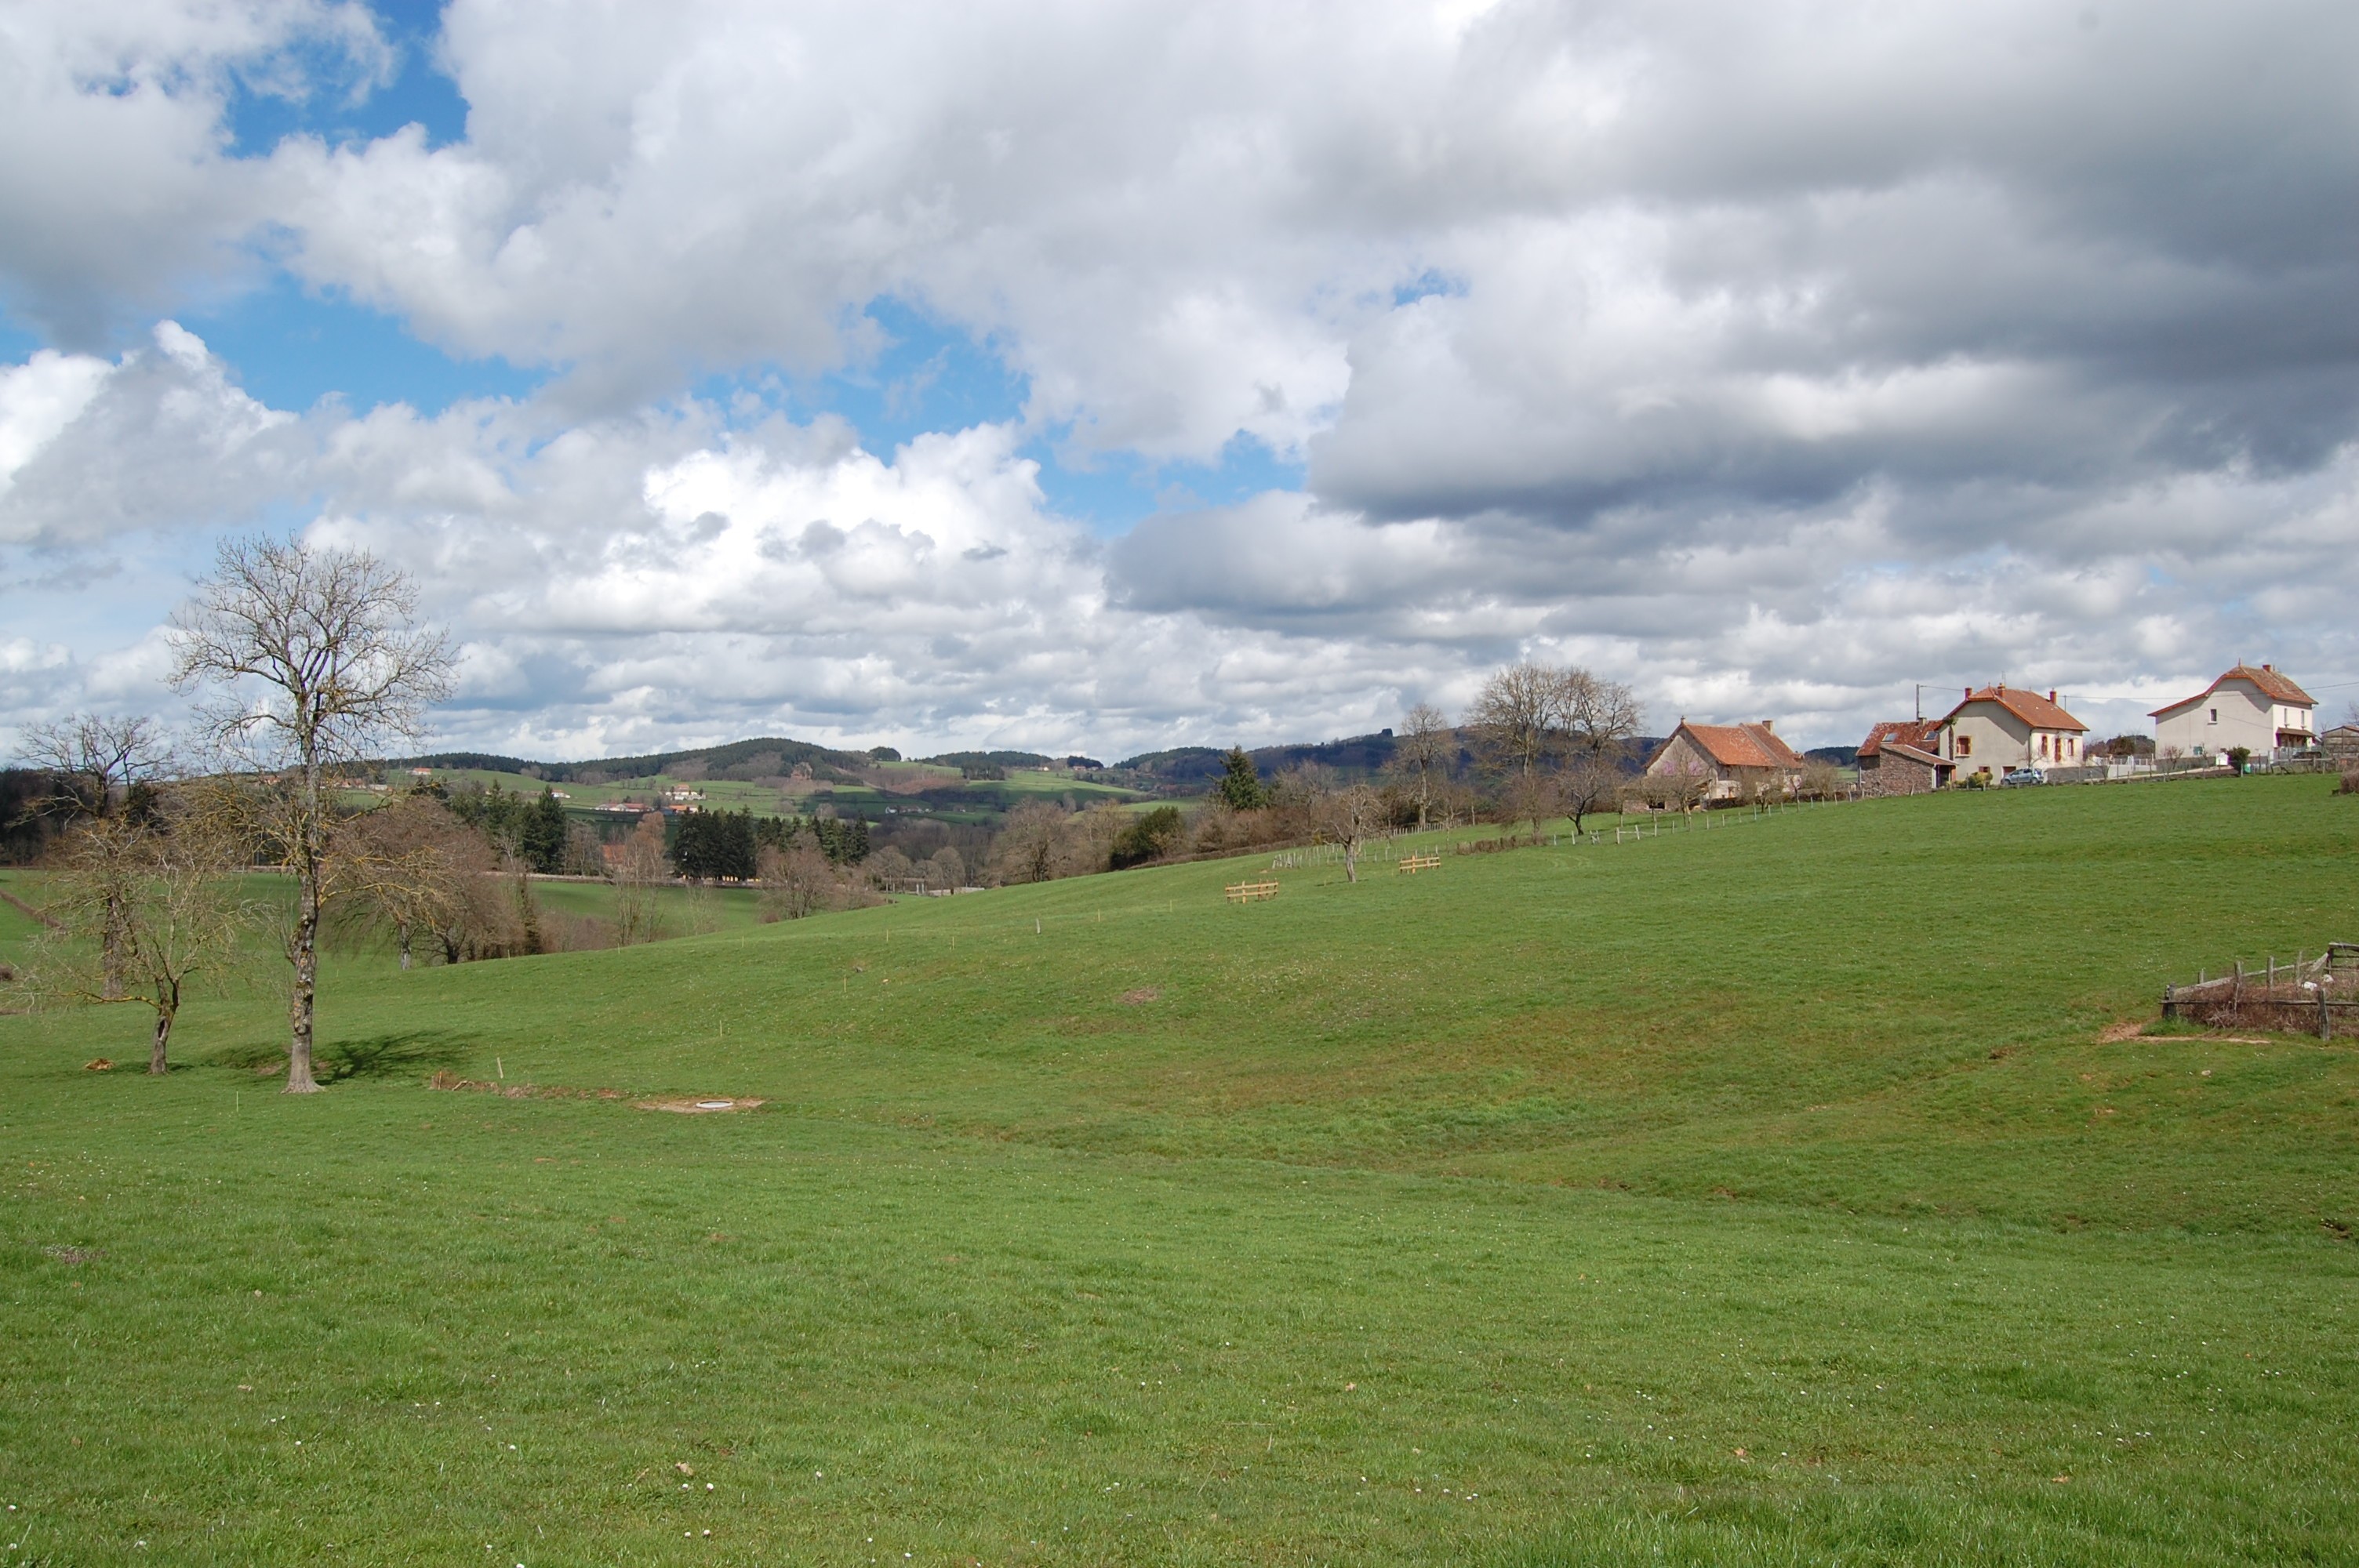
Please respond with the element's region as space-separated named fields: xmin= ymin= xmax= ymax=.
xmin=5 ymin=779 xmax=2357 ymax=1564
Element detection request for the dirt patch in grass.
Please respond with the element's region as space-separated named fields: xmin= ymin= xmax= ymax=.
xmin=1120 ymin=987 xmax=1161 ymax=1005
xmin=638 ymin=1097 xmax=767 ymax=1113
xmin=427 ymin=1071 xmax=627 ymax=1102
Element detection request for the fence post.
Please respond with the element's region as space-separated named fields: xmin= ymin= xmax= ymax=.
xmin=2321 ymin=989 xmax=2333 ymax=1042
xmin=2163 ymin=982 xmax=2175 ymax=1021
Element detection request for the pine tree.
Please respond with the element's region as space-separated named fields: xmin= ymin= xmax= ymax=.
xmin=519 ymin=787 xmax=569 ymax=874
xmin=1216 ymin=747 xmax=1267 ymax=811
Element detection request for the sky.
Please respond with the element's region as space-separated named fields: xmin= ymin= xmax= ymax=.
xmin=3 ymin=0 xmax=2357 ymax=763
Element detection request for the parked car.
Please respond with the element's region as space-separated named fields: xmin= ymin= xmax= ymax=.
xmin=2000 ymin=767 xmax=2046 ymax=787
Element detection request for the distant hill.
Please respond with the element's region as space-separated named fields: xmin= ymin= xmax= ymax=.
xmin=921 ymin=750 xmax=1057 ymax=772
xmin=391 ymin=736 xmax=871 ymax=785
xmin=396 ymin=724 xmax=1689 ymax=800
xmin=1109 ymin=733 xmax=1404 ymax=790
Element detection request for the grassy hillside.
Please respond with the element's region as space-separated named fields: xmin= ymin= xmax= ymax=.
xmin=4 ymin=777 xmax=2357 ymax=1563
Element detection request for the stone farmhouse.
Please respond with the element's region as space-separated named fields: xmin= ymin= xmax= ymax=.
xmin=1644 ymin=720 xmax=1805 ymax=801
xmin=1935 ymin=686 xmax=2088 ymax=780
xmin=1855 ymin=718 xmax=1953 ymax=797
xmin=2150 ymin=664 xmax=2316 ymax=758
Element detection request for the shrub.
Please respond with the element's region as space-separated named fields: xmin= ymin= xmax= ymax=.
xmin=2339 ymin=768 xmax=2359 ymax=796
xmin=1110 ymin=805 xmax=1184 ymax=869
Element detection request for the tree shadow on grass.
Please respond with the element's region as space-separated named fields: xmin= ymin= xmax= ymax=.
xmin=203 ymin=1032 xmax=476 ymax=1082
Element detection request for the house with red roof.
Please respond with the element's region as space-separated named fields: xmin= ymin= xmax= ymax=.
xmin=2150 ymin=664 xmax=2316 ymax=760
xmin=1856 ymin=718 xmax=1953 ymax=797
xmin=1644 ymin=720 xmax=1806 ymax=802
xmin=1935 ymin=685 xmax=2088 ymax=780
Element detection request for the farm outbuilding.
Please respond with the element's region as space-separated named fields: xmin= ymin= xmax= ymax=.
xmin=1856 ymin=720 xmax=1954 ymax=797
xmin=1645 ymin=720 xmax=1806 ymax=801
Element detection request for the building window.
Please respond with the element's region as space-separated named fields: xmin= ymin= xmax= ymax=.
xmin=2209 ymin=708 xmax=2218 ymax=724
xmin=1956 ymin=735 xmax=1972 ymax=757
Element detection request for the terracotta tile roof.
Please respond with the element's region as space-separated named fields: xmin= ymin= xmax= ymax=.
xmin=1678 ymin=721 xmax=1805 ymax=771
xmin=1857 ymin=718 xmax=1942 ymax=759
xmin=2149 ymin=663 xmax=2316 ymax=717
xmin=1942 ymin=684 xmax=2087 ymax=732
xmin=1878 ymin=741 xmax=1949 ymax=768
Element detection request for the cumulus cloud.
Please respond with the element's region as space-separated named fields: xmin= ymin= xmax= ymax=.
xmin=0 ymin=1 xmax=389 ymax=341
xmin=0 ymin=322 xmax=305 ymax=546
xmin=4 ymin=0 xmax=2358 ymax=757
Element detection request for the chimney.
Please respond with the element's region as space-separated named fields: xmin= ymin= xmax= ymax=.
xmin=2263 ymin=662 xmax=2273 ymax=672
xmin=1760 ymin=720 xmax=1774 ymax=732
xmin=1963 ymin=687 xmax=1971 ymax=700
xmin=2048 ymin=689 xmax=2057 ymax=703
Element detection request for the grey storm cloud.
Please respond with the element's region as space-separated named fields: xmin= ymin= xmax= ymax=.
xmin=3 ymin=0 xmax=2358 ymax=758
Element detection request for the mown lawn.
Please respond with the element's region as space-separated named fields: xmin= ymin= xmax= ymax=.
xmin=3 ymin=776 xmax=2356 ymax=1564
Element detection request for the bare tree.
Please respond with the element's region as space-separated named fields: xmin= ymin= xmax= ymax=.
xmin=609 ymin=815 xmax=669 ymax=943
xmin=991 ymin=800 xmax=1070 ymax=884
xmin=335 ymin=793 xmax=475 ymax=970
xmin=21 ymin=713 xmax=171 ymax=816
xmin=24 ymin=788 xmax=244 ymax=1073
xmin=21 ymin=714 xmax=173 ymax=997
xmin=169 ymin=536 xmax=454 ymax=1093
xmin=925 ymin=845 xmax=965 ymax=891
xmin=1466 ymin=663 xmax=1569 ymax=786
xmin=1562 ymin=673 xmax=1643 ymax=758
xmin=758 ymin=840 xmax=834 ymax=920
xmin=1391 ymin=703 xmax=1453 ymax=827
xmin=1558 ymin=754 xmax=1623 ymax=835
xmin=1312 ymin=782 xmax=1387 ymax=883
xmin=1466 ymin=662 xmax=1642 ymax=837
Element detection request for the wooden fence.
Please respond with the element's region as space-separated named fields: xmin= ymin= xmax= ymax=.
xmin=1223 ymin=880 xmax=1280 ymax=904
xmin=2162 ymin=943 xmax=2359 ymax=1038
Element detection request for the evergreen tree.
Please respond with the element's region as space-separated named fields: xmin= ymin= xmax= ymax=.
xmin=670 ymin=808 xmax=759 ymax=880
xmin=519 ymin=787 xmax=569 ymax=874
xmin=1215 ymin=747 xmax=1267 ymax=811
xmin=811 ymin=815 xmax=870 ymax=864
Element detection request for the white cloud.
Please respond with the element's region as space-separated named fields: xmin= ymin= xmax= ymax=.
xmin=0 ymin=322 xmax=303 ymax=546
xmin=4 ymin=2 xmax=2359 ymax=757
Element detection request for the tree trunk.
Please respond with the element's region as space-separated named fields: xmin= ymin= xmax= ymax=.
xmin=286 ymin=751 xmax=324 ymax=1094
xmin=398 ymin=921 xmax=413 ymax=971
xmin=1343 ymin=840 xmax=1359 ymax=883
xmin=286 ymin=871 xmax=322 ymax=1091
xmin=149 ymin=1008 xmax=173 ymax=1076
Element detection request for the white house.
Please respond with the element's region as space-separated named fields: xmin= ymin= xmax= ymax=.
xmin=2150 ymin=665 xmax=2315 ymax=759
xmin=1936 ymin=685 xmax=2088 ymax=778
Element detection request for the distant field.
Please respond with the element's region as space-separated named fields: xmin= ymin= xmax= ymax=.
xmin=4 ymin=777 xmax=2357 ymax=1564
xmin=396 ymin=761 xmax=1149 ymax=826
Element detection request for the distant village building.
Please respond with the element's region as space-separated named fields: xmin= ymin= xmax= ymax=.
xmin=1936 ymin=686 xmax=2088 ymax=779
xmin=1645 ymin=720 xmax=1805 ymax=801
xmin=1856 ymin=719 xmax=1952 ymax=797
xmin=2322 ymin=724 xmax=2359 ymax=763
xmin=2150 ymin=664 xmax=2316 ymax=758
